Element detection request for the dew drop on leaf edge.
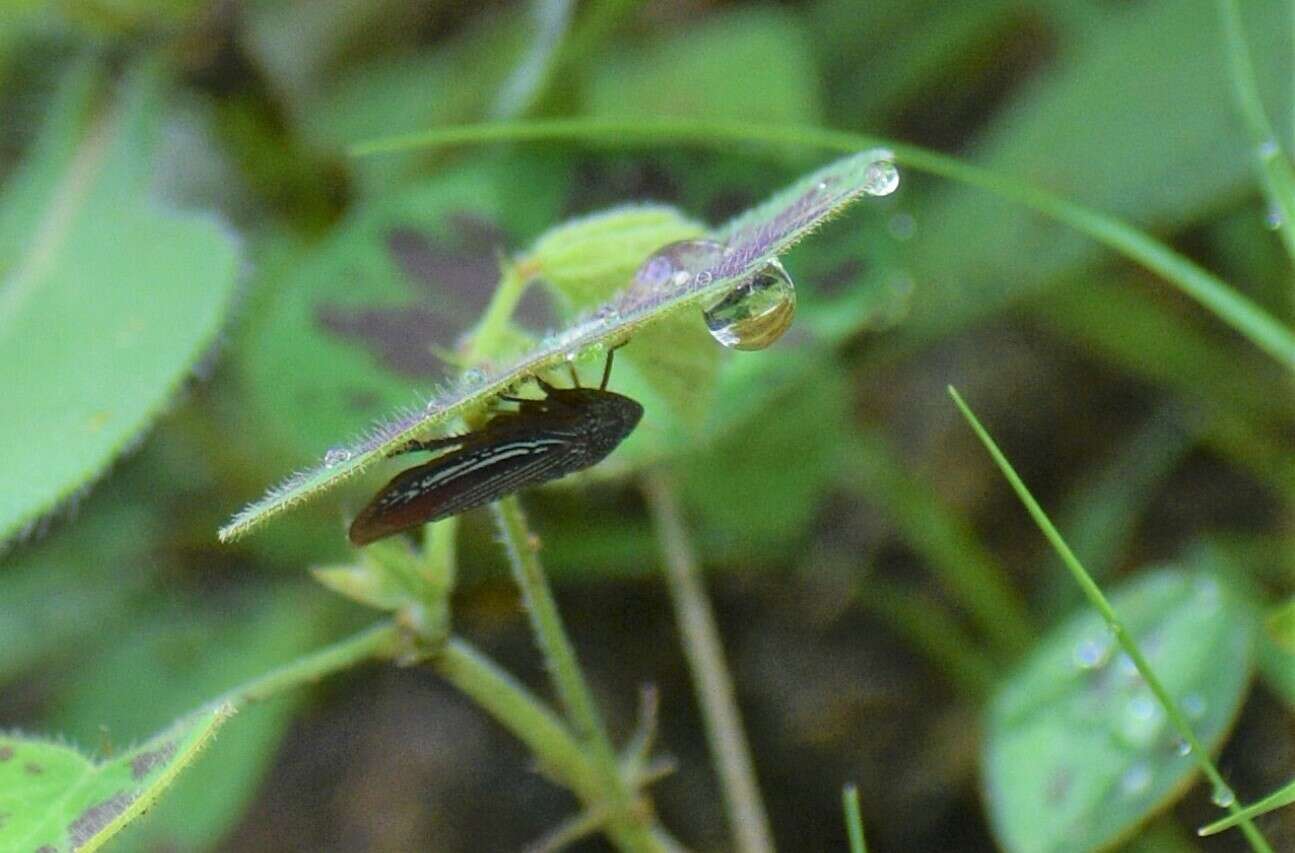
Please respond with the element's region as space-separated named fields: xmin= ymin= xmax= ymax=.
xmin=702 ymin=258 xmax=796 ymax=351
xmin=862 ymin=158 xmax=900 ymax=196
xmin=323 ymin=447 xmax=352 ymax=467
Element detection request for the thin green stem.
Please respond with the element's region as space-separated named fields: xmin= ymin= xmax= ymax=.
xmin=842 ymin=784 xmax=868 ymax=853
xmin=351 ymin=118 xmax=1295 ymax=372
xmin=463 ymin=261 xmax=529 ymax=367
xmin=491 ymin=496 xmax=660 ymax=852
xmin=947 ymin=386 xmax=1274 ymax=853
xmin=431 ymin=636 xmax=598 ymax=793
xmin=219 ymin=621 xmax=403 ymax=705
xmin=1217 ymin=0 xmax=1295 ymax=262
xmin=642 ymin=471 xmax=774 ymax=853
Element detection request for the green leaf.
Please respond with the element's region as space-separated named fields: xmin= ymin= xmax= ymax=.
xmin=0 ymin=497 xmax=158 ymax=682
xmin=525 ymin=203 xmax=722 ymax=434
xmin=586 ymin=6 xmax=822 ymax=126
xmin=221 ymin=148 xmax=895 ymax=542
xmin=0 ymin=703 xmax=234 ymax=853
xmin=895 ymin=0 xmax=1291 ymax=348
xmin=983 ymin=565 xmax=1257 ymax=853
xmin=234 ymin=153 xmax=568 ymax=480
xmin=296 ymin=11 xmax=530 ymax=195
xmin=44 ymin=590 xmax=331 ymax=849
xmin=0 ymin=61 xmax=241 ymax=544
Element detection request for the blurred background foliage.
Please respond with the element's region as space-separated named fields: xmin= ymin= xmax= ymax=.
xmin=0 ymin=0 xmax=1292 ymax=850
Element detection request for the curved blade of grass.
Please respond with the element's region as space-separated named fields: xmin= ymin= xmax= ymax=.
xmin=842 ymin=784 xmax=868 ymax=853
xmin=1217 ymin=0 xmax=1295 ymax=262
xmin=351 ymin=118 xmax=1295 ymax=371
xmin=219 ymin=147 xmax=893 ymax=541
xmin=947 ymin=386 xmax=1273 ymax=853
xmin=1198 ymin=778 xmax=1295 ymax=836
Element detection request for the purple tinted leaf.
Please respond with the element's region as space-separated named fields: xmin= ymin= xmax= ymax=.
xmin=220 ymin=149 xmax=895 ymax=541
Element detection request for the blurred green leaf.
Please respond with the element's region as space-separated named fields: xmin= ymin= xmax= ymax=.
xmin=297 ymin=11 xmax=529 ymax=195
xmin=0 ymin=61 xmax=241 ymax=544
xmin=894 ymin=0 xmax=1291 ymax=350
xmin=46 ymin=589 xmax=333 ymax=849
xmin=0 ymin=703 xmax=233 ymax=853
xmin=587 ymin=6 xmax=822 ymax=126
xmin=0 ymin=496 xmax=157 ymax=682
xmin=234 ymin=153 xmax=568 ymax=489
xmin=983 ymin=564 xmax=1256 ymax=853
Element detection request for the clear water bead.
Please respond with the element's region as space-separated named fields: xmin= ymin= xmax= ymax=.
xmin=323 ymin=447 xmax=352 ymax=467
xmin=631 ymin=239 xmax=726 ymax=293
xmin=1072 ymin=632 xmax=1114 ymax=670
xmin=862 ymin=158 xmax=900 ymax=196
xmin=1211 ymin=784 xmax=1236 ymax=808
xmin=702 ymin=258 xmax=796 ymax=350
xmin=1119 ymin=762 xmax=1152 ymax=796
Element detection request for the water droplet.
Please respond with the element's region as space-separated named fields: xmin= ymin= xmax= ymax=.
xmin=1192 ymin=575 xmax=1220 ymax=613
xmin=1073 ymin=632 xmax=1114 ymax=670
xmin=1258 ymin=138 xmax=1280 ymax=159
xmin=323 ymin=447 xmax=352 ymax=467
xmin=1120 ymin=762 xmax=1152 ymax=796
xmin=888 ymin=213 xmax=916 ymax=240
xmin=460 ymin=368 xmax=486 ymax=386
xmin=1173 ymin=738 xmax=1192 ymax=757
xmin=862 ymin=158 xmax=900 ymax=196
xmin=1264 ymin=204 xmax=1285 ymax=230
xmin=1115 ymin=652 xmax=1141 ymax=682
xmin=1117 ymin=692 xmax=1165 ymax=747
xmin=702 ymin=258 xmax=796 ymax=351
xmin=1180 ymin=693 xmax=1207 ymax=720
xmin=1211 ymin=784 xmax=1236 ymax=808
xmin=631 ymin=239 xmax=726 ymax=294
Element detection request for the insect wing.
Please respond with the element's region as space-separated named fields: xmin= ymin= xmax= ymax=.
xmin=349 ymin=435 xmax=579 ymax=545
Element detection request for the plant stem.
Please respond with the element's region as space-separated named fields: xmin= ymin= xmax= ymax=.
xmin=842 ymin=784 xmax=867 ymax=853
xmin=219 ymin=621 xmax=403 ymax=706
xmin=948 ymin=386 xmax=1274 ymax=853
xmin=463 ymin=261 xmax=530 ymax=367
xmin=642 ymin=471 xmax=774 ymax=853
xmin=351 ymin=118 xmax=1295 ymax=373
xmin=1217 ymin=0 xmax=1295 ymax=263
xmin=492 ymin=495 xmax=660 ymax=852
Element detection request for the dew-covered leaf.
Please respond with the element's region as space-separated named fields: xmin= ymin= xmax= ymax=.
xmin=0 ymin=703 xmax=233 ymax=853
xmin=221 ymin=148 xmax=894 ymax=542
xmin=983 ymin=565 xmax=1257 ymax=853
xmin=0 ymin=61 xmax=241 ymax=544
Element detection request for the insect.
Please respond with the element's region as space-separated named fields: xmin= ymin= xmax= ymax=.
xmin=348 ymin=346 xmax=643 ymax=546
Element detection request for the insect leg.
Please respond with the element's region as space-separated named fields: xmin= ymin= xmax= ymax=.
xmin=600 ymin=343 xmax=627 ymax=390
